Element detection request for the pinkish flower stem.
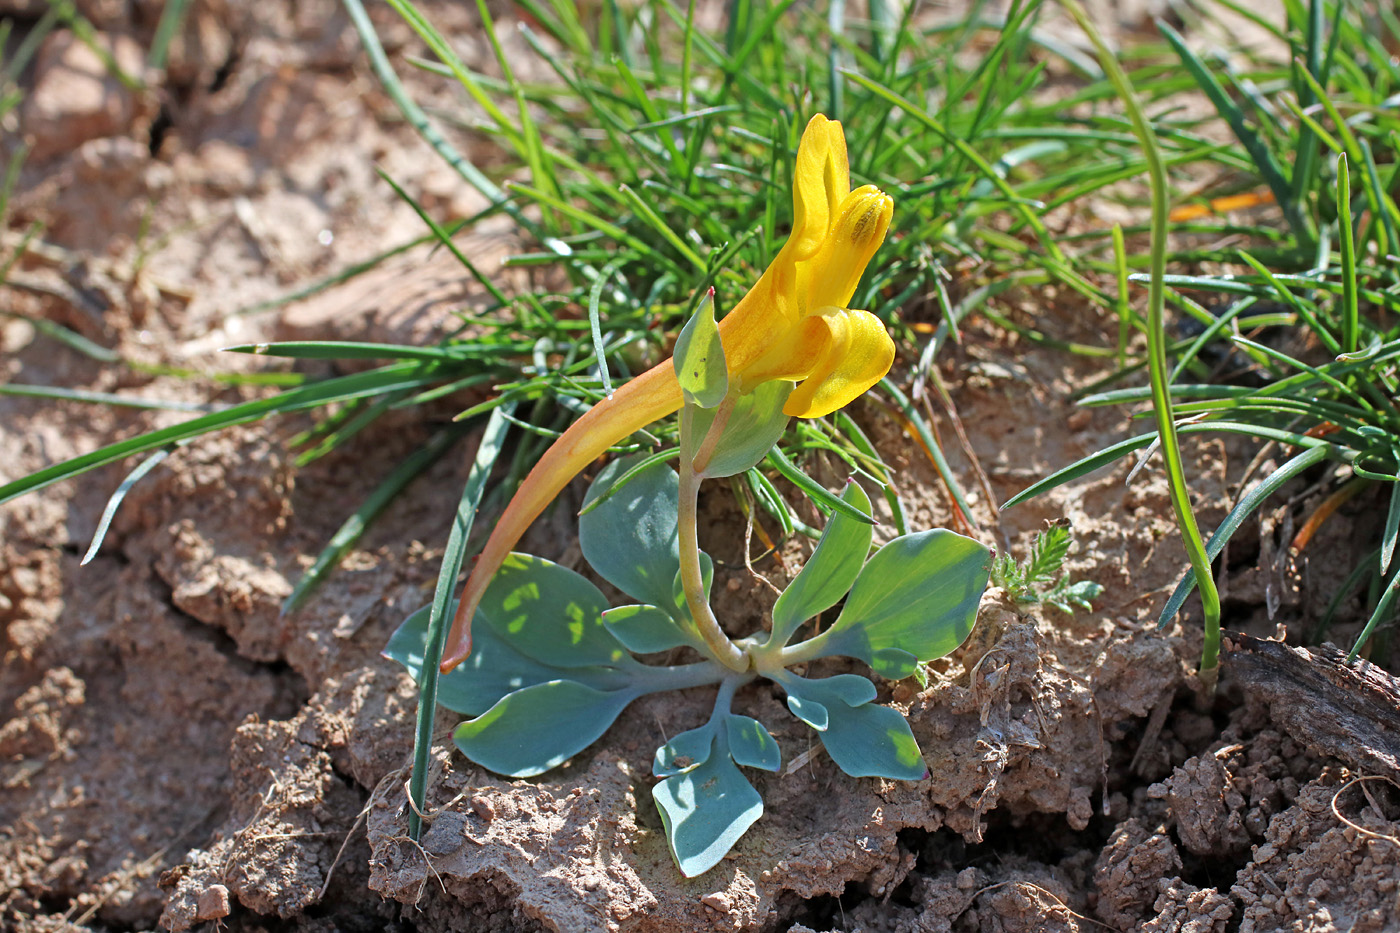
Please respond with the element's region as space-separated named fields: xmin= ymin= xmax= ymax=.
xmin=678 ymin=394 xmax=748 ymax=672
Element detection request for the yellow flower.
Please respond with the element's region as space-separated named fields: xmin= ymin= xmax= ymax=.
xmin=441 ymin=114 xmax=894 ymax=671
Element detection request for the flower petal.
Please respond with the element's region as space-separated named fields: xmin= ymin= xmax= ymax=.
xmin=732 ymin=312 xmax=831 ymax=387
xmin=785 ymin=308 xmax=895 ymax=419
xmin=801 ymin=186 xmax=893 ymax=314
xmin=441 ymin=361 xmax=683 ymax=671
xmin=790 ymin=115 xmax=849 ymax=262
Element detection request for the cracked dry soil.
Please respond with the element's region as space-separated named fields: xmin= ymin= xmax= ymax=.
xmin=4 ymin=2 xmax=1400 ymax=931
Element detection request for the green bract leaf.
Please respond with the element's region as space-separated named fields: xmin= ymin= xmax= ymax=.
xmin=453 ymin=680 xmax=637 ymax=778
xmin=386 ymin=603 xmax=629 ymax=715
xmin=654 ymin=724 xmax=716 ymax=778
xmin=690 ymin=380 xmax=792 ymax=478
xmin=653 ymin=737 xmax=763 ymax=877
xmin=673 ymin=288 xmax=727 ymax=408
xmin=603 ymin=604 xmax=694 ymax=653
xmin=725 ymin=715 xmax=781 ymax=772
xmin=779 ymin=674 xmax=926 ymax=780
xmin=808 ymin=530 xmax=990 ymax=665
xmin=479 ymin=553 xmax=633 ymax=670
xmin=770 ymin=480 xmax=873 ymax=646
xmin=580 ymin=455 xmax=684 ymax=610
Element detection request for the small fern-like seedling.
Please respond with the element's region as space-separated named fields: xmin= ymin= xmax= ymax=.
xmin=991 ymin=520 xmax=1102 ymax=614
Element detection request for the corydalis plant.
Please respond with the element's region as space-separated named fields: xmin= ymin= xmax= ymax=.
xmin=439 ymin=114 xmax=896 ymax=671
xmin=387 ymin=454 xmax=990 ymax=875
xmin=388 ymin=292 xmax=990 ymax=875
xmin=388 ymin=113 xmax=990 ymax=876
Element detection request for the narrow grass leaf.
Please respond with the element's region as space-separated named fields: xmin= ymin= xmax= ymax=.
xmin=1158 ymin=444 xmax=1329 ymax=628
xmin=407 ymin=404 xmax=513 ymax=838
xmin=765 ymin=447 xmax=875 ymax=525
xmin=283 ymin=426 xmax=464 ymax=615
xmin=0 ymin=364 xmax=439 ymax=506
xmin=1337 ymin=153 xmax=1359 ymax=355
xmin=81 ymin=446 xmax=175 ymax=565
xmin=1157 ymin=20 xmax=1300 ymax=237
xmin=1348 ymin=565 xmax=1400 ymax=661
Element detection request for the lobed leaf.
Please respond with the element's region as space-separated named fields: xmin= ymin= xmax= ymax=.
xmin=477 ymin=553 xmax=634 ymax=670
xmin=778 ymin=673 xmax=925 ymax=780
xmin=803 ymin=530 xmax=991 ymax=665
xmin=580 ymin=455 xmax=684 ymax=609
xmin=453 ymin=680 xmax=638 ymax=778
xmin=653 ymin=736 xmax=764 ymax=877
xmin=725 ymin=715 xmax=780 ymax=772
xmin=769 ymin=480 xmax=873 ymax=646
xmin=385 ymin=602 xmax=630 ymax=715
xmin=654 ymin=724 xmax=717 ymax=778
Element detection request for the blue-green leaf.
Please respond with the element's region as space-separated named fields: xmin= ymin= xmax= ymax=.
xmin=453 ymin=680 xmax=636 ymax=778
xmin=770 ymin=480 xmax=873 ymax=646
xmin=779 ymin=673 xmax=925 ymax=780
xmin=478 ymin=553 xmax=633 ymax=669
xmin=654 ymin=724 xmax=717 ymax=778
xmin=869 ymin=647 xmax=920 ymax=679
xmin=725 ymin=715 xmax=780 ymax=772
xmin=691 ymin=380 xmax=792 ymax=478
xmin=653 ymin=741 xmax=763 ymax=877
xmin=385 ymin=603 xmax=629 ymax=715
xmin=603 ymin=603 xmax=694 ymax=653
xmin=674 ymin=288 xmax=727 ymax=408
xmin=786 ymin=694 xmax=829 ymax=730
xmin=807 ymin=530 xmax=990 ymax=664
xmin=819 ymin=700 xmax=925 ymax=780
xmin=580 ymin=455 xmax=684 ymax=609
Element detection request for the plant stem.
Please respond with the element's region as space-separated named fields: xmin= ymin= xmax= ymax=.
xmin=1066 ymin=0 xmax=1221 ymax=689
xmin=678 ymin=396 xmax=749 ymax=672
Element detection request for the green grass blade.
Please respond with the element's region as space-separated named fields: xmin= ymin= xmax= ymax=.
xmin=765 ymin=447 xmax=875 ymax=525
xmin=617 ymin=183 xmax=707 ymax=272
xmin=1336 ymin=153 xmax=1359 ymax=355
xmin=81 ymin=445 xmax=176 ymax=565
xmin=342 ymin=0 xmax=544 ymax=241
xmin=878 ymin=377 xmax=977 ymax=530
xmin=832 ymin=410 xmax=908 ymax=536
xmin=1383 ymin=481 xmax=1400 ymax=577
xmin=842 ymin=70 xmax=1068 ymax=265
xmin=403 ymin=404 xmax=514 ymax=838
xmin=223 ymin=341 xmax=520 ymax=362
xmin=744 ymin=465 xmax=797 ymax=539
xmin=385 ymin=0 xmax=523 ymax=150
xmin=1002 ymin=432 xmax=1156 ymax=508
xmin=1348 ymin=564 xmax=1400 ymax=662
xmin=1157 ymin=444 xmax=1329 ymax=628
xmin=1157 ymin=19 xmax=1303 ymax=239
xmin=1068 ymin=2 xmax=1222 ymax=679
xmin=376 ymin=170 xmax=517 ymax=310
xmin=283 ymin=425 xmax=464 ymax=615
xmin=0 ymin=384 xmax=216 ymax=412
xmin=0 ymin=309 xmax=121 ymax=362
xmin=146 ymin=0 xmax=194 ymax=71
xmin=0 ymin=363 xmax=434 ymax=506
xmin=1360 ymin=139 xmax=1400 ymax=258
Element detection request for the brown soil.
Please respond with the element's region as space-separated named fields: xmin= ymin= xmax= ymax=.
xmin=4 ymin=3 xmax=1400 ymax=933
